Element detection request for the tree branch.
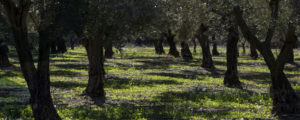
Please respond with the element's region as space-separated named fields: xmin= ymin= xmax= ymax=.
xmin=263 ymin=0 xmax=279 ymax=47
xmin=232 ymin=7 xmax=263 ymax=52
xmin=233 ymin=6 xmax=277 ymax=70
xmin=276 ymin=25 xmax=297 ymax=72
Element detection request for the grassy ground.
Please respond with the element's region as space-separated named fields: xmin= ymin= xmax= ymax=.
xmin=0 ymin=46 xmax=300 ymax=120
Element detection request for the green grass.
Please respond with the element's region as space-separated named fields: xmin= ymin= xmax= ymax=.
xmin=0 ymin=46 xmax=299 ymax=120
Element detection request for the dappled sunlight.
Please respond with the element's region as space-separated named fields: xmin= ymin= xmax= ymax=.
xmin=1 ymin=47 xmax=299 ymax=119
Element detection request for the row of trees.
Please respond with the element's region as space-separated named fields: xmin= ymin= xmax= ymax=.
xmin=0 ymin=0 xmax=299 ymax=119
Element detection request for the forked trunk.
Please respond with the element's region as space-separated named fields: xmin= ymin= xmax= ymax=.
xmin=12 ymin=26 xmax=61 ymax=120
xmin=180 ymin=42 xmax=193 ymax=61
xmin=224 ymin=26 xmax=242 ymax=88
xmin=250 ymin=44 xmax=258 ymax=59
xmin=104 ymin=40 xmax=114 ymax=58
xmin=85 ymin=39 xmax=105 ymax=98
xmin=233 ymin=5 xmax=299 ymax=115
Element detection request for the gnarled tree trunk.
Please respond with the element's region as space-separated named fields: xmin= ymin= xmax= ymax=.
xmin=34 ymin=26 xmax=62 ymax=120
xmin=104 ymin=40 xmax=114 ymax=58
xmin=153 ymin=37 xmax=165 ymax=55
xmin=234 ymin=5 xmax=299 ymax=114
xmin=270 ymin=71 xmax=298 ymax=114
xmin=84 ymin=38 xmax=105 ymax=98
xmin=180 ymin=41 xmax=193 ymax=61
xmin=164 ymin=30 xmax=180 ymax=57
xmin=280 ymin=40 xmax=296 ymax=64
xmin=196 ymin=24 xmax=214 ymax=69
xmin=1 ymin=1 xmax=61 ymax=119
xmin=212 ymin=35 xmax=220 ymax=56
xmin=224 ymin=26 xmax=242 ymax=88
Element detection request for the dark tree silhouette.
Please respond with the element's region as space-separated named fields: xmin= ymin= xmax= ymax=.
xmin=104 ymin=40 xmax=114 ymax=58
xmin=233 ymin=0 xmax=299 ymax=113
xmin=164 ymin=29 xmax=180 ymax=57
xmin=212 ymin=35 xmax=220 ymax=56
xmin=0 ymin=0 xmax=61 ymax=119
xmin=153 ymin=35 xmax=165 ymax=55
xmin=180 ymin=41 xmax=193 ymax=61
xmin=196 ymin=24 xmax=214 ymax=69
xmin=224 ymin=25 xmax=242 ymax=88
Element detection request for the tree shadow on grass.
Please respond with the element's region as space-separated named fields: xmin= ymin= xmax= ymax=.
xmin=50 ymin=70 xmax=82 ymax=77
xmin=105 ymin=75 xmax=182 ymax=89
xmin=180 ymin=67 xmax=225 ymax=78
xmin=0 ymin=71 xmax=20 ymax=78
xmin=152 ymin=87 xmax=270 ymax=119
xmin=0 ymin=83 xmax=30 ymax=119
xmin=284 ymin=62 xmax=300 ymax=71
xmin=50 ymin=59 xmax=84 ymax=63
xmin=56 ymin=102 xmax=185 ymax=119
xmin=54 ymin=63 xmax=88 ymax=70
xmin=51 ymin=81 xmax=86 ymax=89
xmin=155 ymin=86 xmax=269 ymax=104
xmin=131 ymin=58 xmax=201 ymax=70
xmin=146 ymin=72 xmax=198 ymax=80
xmin=239 ymin=72 xmax=299 ymax=84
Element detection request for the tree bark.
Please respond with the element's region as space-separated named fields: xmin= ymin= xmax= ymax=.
xmin=12 ymin=22 xmax=61 ymax=120
xmin=180 ymin=41 xmax=193 ymax=61
xmin=233 ymin=6 xmax=298 ymax=114
xmin=153 ymin=37 xmax=165 ymax=55
xmin=34 ymin=26 xmax=62 ymax=120
xmin=270 ymin=71 xmax=298 ymax=114
xmin=250 ymin=43 xmax=258 ymax=59
xmin=0 ymin=42 xmax=10 ymax=67
xmin=84 ymin=38 xmax=105 ymax=98
xmin=164 ymin=29 xmax=180 ymax=57
xmin=196 ymin=24 xmax=214 ymax=69
xmin=280 ymin=44 xmax=294 ymax=64
xmin=1 ymin=1 xmax=61 ymax=119
xmin=212 ymin=35 xmax=220 ymax=56
xmin=224 ymin=26 xmax=242 ymax=88
xmin=104 ymin=40 xmax=114 ymax=58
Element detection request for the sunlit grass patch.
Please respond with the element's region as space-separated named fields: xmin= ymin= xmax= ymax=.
xmin=1 ymin=46 xmax=299 ymax=119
